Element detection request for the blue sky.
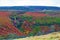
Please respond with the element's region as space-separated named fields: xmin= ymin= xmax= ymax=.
xmin=0 ymin=0 xmax=60 ymax=7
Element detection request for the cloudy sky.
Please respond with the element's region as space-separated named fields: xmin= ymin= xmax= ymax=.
xmin=0 ymin=0 xmax=60 ymax=7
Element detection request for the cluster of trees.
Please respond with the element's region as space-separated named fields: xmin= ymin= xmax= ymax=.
xmin=19 ymin=15 xmax=60 ymax=25
xmin=9 ymin=13 xmax=60 ymax=36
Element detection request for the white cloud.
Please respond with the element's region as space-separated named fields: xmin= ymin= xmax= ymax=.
xmin=0 ymin=0 xmax=60 ymax=7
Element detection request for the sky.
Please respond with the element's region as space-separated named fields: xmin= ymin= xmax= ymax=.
xmin=0 ymin=0 xmax=60 ymax=7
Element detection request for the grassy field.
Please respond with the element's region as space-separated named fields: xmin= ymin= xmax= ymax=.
xmin=14 ymin=32 xmax=60 ymax=40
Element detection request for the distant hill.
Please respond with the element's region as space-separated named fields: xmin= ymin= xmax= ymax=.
xmin=0 ymin=6 xmax=60 ymax=11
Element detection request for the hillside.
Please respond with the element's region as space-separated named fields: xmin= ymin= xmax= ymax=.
xmin=25 ymin=12 xmax=48 ymax=17
xmin=0 ymin=11 xmax=60 ymax=39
